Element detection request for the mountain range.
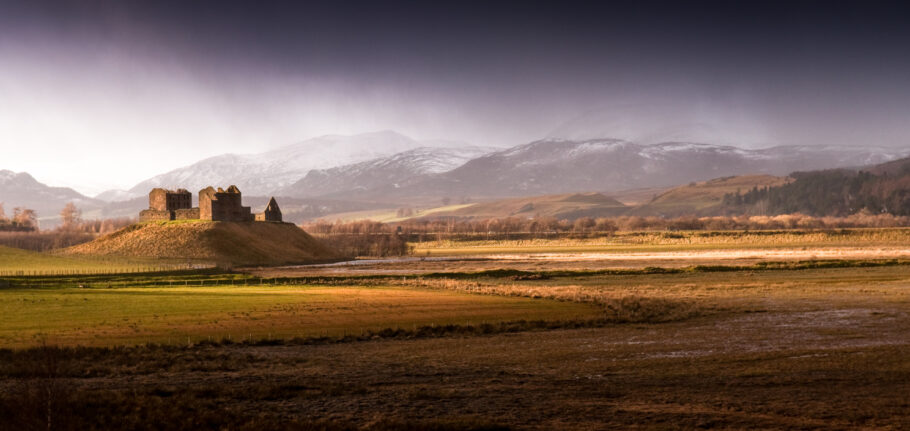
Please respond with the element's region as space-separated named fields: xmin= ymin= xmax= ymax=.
xmin=293 ymin=139 xmax=909 ymax=202
xmin=3 ymin=131 xmax=910 ymax=226
xmin=0 ymin=170 xmax=101 ymax=222
xmin=117 ymin=130 xmax=471 ymax=199
xmin=277 ymin=146 xmax=495 ymax=198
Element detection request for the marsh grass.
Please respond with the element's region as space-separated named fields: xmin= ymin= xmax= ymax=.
xmin=412 ymin=227 xmax=910 ymax=255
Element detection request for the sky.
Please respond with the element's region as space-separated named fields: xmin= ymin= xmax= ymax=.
xmin=1 ymin=0 xmax=910 ymax=195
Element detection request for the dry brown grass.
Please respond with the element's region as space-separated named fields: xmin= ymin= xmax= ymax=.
xmin=63 ymin=220 xmax=340 ymax=266
xmin=3 ymin=252 xmax=910 ymax=428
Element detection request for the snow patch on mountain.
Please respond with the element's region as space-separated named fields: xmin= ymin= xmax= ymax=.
xmin=278 ymin=145 xmax=496 ymax=198
xmin=128 ymin=131 xmax=470 ymax=196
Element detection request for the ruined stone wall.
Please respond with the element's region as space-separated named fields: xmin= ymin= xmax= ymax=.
xmin=174 ymin=208 xmax=200 ymax=220
xmin=149 ymin=188 xmax=192 ymax=212
xmin=210 ymin=200 xmax=252 ymax=221
xmin=198 ymin=187 xmax=216 ymax=220
xmin=258 ymin=197 xmax=282 ymax=222
xmin=166 ymin=190 xmax=192 ymax=211
xmin=198 ymin=186 xmax=253 ymax=221
xmin=149 ymin=189 xmax=169 ymax=211
xmin=139 ymin=209 xmax=172 ymax=222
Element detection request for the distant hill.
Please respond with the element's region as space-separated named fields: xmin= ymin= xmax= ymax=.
xmin=418 ymin=192 xmax=628 ymax=220
xmin=630 ymin=175 xmax=791 ymax=217
xmin=0 ymin=170 xmax=102 ymax=226
xmin=64 ymin=221 xmax=340 ymax=266
xmin=338 ymin=140 xmax=909 ymax=202
xmin=725 ymin=157 xmax=910 ymax=216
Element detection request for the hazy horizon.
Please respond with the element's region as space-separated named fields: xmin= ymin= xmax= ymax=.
xmin=2 ymin=0 xmax=910 ymax=194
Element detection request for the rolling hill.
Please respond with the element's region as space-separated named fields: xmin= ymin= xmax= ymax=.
xmin=629 ymin=175 xmax=792 ymax=217
xmin=0 ymin=170 xmax=103 ymax=226
xmin=64 ymin=220 xmax=340 ymax=266
xmin=411 ymin=192 xmax=628 ymax=220
xmin=728 ymin=157 xmax=910 ymax=216
xmin=332 ymin=176 xmax=799 ymax=222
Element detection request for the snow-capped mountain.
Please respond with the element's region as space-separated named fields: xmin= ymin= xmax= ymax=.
xmin=0 ymin=170 xmax=101 ymax=223
xmin=278 ymin=146 xmax=496 ymax=198
xmin=358 ymin=139 xmax=910 ymax=200
xmin=126 ymin=131 xmax=467 ymax=197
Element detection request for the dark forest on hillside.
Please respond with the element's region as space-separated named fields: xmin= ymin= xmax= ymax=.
xmin=724 ymin=159 xmax=910 ymax=216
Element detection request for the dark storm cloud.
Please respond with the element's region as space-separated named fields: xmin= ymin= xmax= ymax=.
xmin=10 ymin=0 xmax=910 ymax=91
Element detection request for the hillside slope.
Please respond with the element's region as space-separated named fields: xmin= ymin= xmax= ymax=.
xmin=279 ymin=146 xmax=494 ymax=198
xmin=363 ymin=140 xmax=909 ymax=200
xmin=728 ymin=157 xmax=910 ymax=216
xmin=0 ymin=170 xmax=102 ymax=226
xmin=64 ymin=221 xmax=340 ymax=266
xmin=426 ymin=193 xmax=628 ymax=220
xmin=631 ymin=175 xmax=792 ymax=217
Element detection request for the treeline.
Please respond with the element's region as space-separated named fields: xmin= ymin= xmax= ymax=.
xmin=305 ymin=212 xmax=910 ymax=243
xmin=723 ymin=165 xmax=910 ymax=216
xmin=0 ymin=203 xmax=38 ymax=232
xmin=305 ymin=220 xmax=411 ymax=257
xmin=0 ymin=202 xmax=133 ymax=251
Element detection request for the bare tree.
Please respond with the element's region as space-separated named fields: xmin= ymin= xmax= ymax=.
xmin=59 ymin=202 xmax=81 ymax=228
xmin=13 ymin=207 xmax=38 ymax=230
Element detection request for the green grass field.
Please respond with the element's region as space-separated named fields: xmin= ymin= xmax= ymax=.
xmin=3 ymin=234 xmax=910 ymax=428
xmin=0 ymin=245 xmax=196 ymax=276
xmin=0 ymin=284 xmax=601 ymax=348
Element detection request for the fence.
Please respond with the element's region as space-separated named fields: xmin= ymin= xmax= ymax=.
xmin=0 ymin=263 xmax=214 ymax=277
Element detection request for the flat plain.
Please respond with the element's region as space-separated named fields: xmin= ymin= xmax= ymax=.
xmin=2 ymin=228 xmax=910 ymax=429
xmin=0 ymin=284 xmax=599 ymax=348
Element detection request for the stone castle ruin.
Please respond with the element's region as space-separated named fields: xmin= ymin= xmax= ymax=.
xmin=139 ymin=186 xmax=282 ymax=223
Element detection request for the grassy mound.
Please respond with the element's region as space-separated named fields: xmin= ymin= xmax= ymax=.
xmin=63 ymin=221 xmax=340 ymax=267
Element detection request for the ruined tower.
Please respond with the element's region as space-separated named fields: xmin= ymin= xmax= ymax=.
xmin=255 ymin=197 xmax=283 ymax=222
xmin=198 ymin=185 xmax=253 ymax=221
xmin=139 ymin=188 xmax=193 ymax=221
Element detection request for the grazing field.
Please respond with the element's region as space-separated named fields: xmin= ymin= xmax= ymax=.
xmin=2 ymin=227 xmax=910 ymax=429
xmin=2 ymin=262 xmax=910 ymax=429
xmin=0 ymin=284 xmax=601 ymax=348
xmin=259 ymin=228 xmax=910 ymax=277
xmin=0 ymin=245 xmax=195 ymax=276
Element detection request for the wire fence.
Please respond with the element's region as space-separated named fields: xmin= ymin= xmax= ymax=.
xmin=0 ymin=263 xmax=214 ymax=277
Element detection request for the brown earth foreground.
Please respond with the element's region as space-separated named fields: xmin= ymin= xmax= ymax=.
xmin=63 ymin=220 xmax=340 ymax=266
xmin=1 ymin=311 xmax=908 ymax=430
xmin=2 ymin=265 xmax=909 ymax=430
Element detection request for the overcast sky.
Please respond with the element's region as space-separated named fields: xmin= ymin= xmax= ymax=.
xmin=2 ymin=0 xmax=910 ymax=194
